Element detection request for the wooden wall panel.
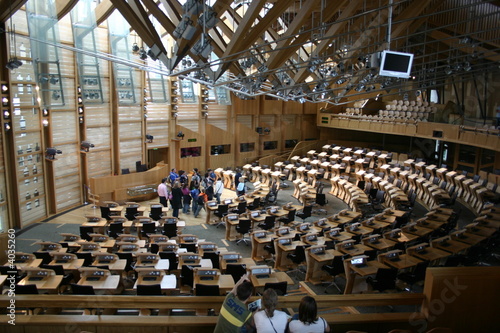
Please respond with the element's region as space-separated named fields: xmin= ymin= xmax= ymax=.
xmin=52 ymin=110 xmax=77 ymax=143
xmin=206 ymin=124 xmax=234 ymax=169
xmin=260 ymin=98 xmax=282 ymax=115
xmin=423 ymin=267 xmax=500 ymax=333
xmin=88 ymin=150 xmax=113 ymax=178
xmin=58 ymin=48 xmax=76 ymax=78
xmin=177 ymin=126 xmax=206 ymax=172
xmin=302 ymin=115 xmax=320 ymax=140
xmin=233 ymin=96 xmax=260 ymax=115
xmin=304 ymin=102 xmax=319 ymax=114
xmin=234 ymin=118 xmax=259 ymax=166
xmin=283 ymin=100 xmax=304 ymax=114
xmin=85 ymin=104 xmax=112 ymax=127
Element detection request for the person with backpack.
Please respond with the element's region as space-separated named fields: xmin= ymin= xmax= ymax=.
xmin=194 ymin=189 xmax=208 ymax=218
xmin=190 ymin=168 xmax=201 ymax=189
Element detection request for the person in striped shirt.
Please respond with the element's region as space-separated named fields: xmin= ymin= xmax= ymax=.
xmin=214 ymin=274 xmax=254 ymax=333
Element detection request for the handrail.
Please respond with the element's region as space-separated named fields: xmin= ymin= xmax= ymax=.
xmin=0 ymin=293 xmax=424 ymax=309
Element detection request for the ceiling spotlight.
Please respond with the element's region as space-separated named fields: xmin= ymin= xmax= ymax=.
xmin=132 ymin=43 xmax=140 ymax=52
xmin=463 ymin=62 xmax=472 ymax=71
xmin=5 ymin=57 xmax=22 ymax=70
xmin=444 ymin=66 xmax=453 ymax=75
xmin=52 ymin=91 xmax=61 ymax=100
xmin=139 ymin=47 xmax=148 ymax=60
xmin=49 ymin=75 xmax=59 ymax=85
xmin=145 ymin=134 xmax=154 ymax=143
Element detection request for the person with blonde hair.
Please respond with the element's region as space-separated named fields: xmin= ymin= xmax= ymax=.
xmin=249 ymin=288 xmax=288 ymax=333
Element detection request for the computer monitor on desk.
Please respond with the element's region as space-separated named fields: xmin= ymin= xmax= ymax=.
xmin=117 ymin=242 xmax=139 ymax=252
xmin=366 ymin=234 xmax=381 ymax=244
xmin=195 ymin=268 xmax=219 ymax=281
xmin=339 ymin=240 xmax=354 ymax=250
xmin=136 ymin=253 xmax=159 ymax=265
xmin=180 ymin=235 xmax=197 ymax=243
xmin=304 ymin=233 xmax=318 ymax=242
xmin=224 ymin=199 xmax=233 ymax=205
xmin=93 ymin=253 xmax=117 ymax=264
xmin=350 ymin=255 xmax=368 ymax=267
xmin=221 ymin=253 xmax=241 ymax=264
xmin=159 ymin=243 xmax=178 ymax=252
xmin=90 ymin=233 xmax=110 ymax=243
xmin=117 ymin=234 xmax=139 ymax=243
xmin=52 ymin=253 xmax=77 ymax=264
xmin=276 ymin=227 xmax=290 ymax=236
xmin=277 ymin=237 xmax=292 ymax=246
xmin=254 ymin=231 xmax=267 ymax=239
xmin=199 ymin=242 xmax=217 ymax=252
xmin=316 ymin=218 xmax=327 ymax=227
xmin=328 ymin=228 xmax=342 ymax=238
xmin=136 ymin=268 xmax=165 ymax=281
xmin=298 ymin=223 xmax=311 ymax=232
xmin=79 ymin=267 xmax=110 ymax=281
xmin=179 ymin=253 xmax=200 ymax=264
xmin=411 ymin=243 xmax=428 ymax=254
xmin=207 ymin=201 xmax=218 ymax=208
xmin=60 ymin=233 xmax=81 ymax=242
xmin=251 ymin=211 xmax=260 ymax=218
xmin=79 ymin=242 xmax=101 ymax=252
xmin=250 ymin=266 xmax=272 ymax=279
xmin=384 ymin=249 xmax=403 ymax=261
xmin=309 ymin=245 xmax=325 ymax=255
xmin=23 ymin=267 xmax=55 ymax=281
xmin=14 ymin=252 xmax=34 ymax=263
xmin=227 ymin=214 xmax=239 ymax=221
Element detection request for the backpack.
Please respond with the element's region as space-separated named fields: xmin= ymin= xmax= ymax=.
xmin=197 ymin=193 xmax=206 ymax=205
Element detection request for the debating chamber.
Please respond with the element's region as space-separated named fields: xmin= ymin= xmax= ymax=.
xmin=0 ymin=0 xmax=499 ymax=332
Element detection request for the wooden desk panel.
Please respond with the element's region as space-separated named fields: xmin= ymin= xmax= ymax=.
xmin=134 ymin=275 xmax=177 ymax=291
xmin=77 ymin=275 xmax=120 ymax=291
xmin=18 ymin=275 xmax=63 ymax=293
xmin=193 ymin=275 xmax=234 ymax=295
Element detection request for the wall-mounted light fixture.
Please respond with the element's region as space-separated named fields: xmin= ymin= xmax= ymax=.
xmin=201 ymin=111 xmax=208 ymax=118
xmin=80 ymin=141 xmax=95 ymax=152
xmin=45 ymin=147 xmax=62 ymax=160
xmin=4 ymin=122 xmax=11 ymax=131
xmin=42 ymin=108 xmax=49 ymax=117
xmin=42 ymin=119 xmax=49 ymax=127
xmin=1 ymin=84 xmax=8 ymax=93
xmin=177 ymin=131 xmax=185 ymax=140
xmin=145 ymin=134 xmax=154 ymax=143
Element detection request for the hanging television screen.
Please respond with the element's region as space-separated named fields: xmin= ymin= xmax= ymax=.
xmin=379 ymin=50 xmax=414 ymax=79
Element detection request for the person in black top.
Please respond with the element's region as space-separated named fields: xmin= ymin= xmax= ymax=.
xmin=235 ymin=168 xmax=242 ymax=190
xmin=170 ymin=181 xmax=183 ymax=218
xmin=205 ymin=180 xmax=214 ymax=201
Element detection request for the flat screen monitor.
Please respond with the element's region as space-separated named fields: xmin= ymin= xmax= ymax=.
xmin=379 ymin=50 xmax=414 ymax=79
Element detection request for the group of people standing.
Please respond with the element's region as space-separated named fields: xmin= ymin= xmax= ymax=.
xmin=214 ymin=274 xmax=331 ymax=333
xmin=157 ymin=167 xmax=226 ymax=218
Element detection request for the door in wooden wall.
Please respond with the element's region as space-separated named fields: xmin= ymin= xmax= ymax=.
xmin=148 ymin=148 xmax=169 ymax=169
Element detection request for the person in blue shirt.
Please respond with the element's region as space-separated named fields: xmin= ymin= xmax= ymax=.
xmin=169 ymin=168 xmax=179 ymax=184
xmin=190 ymin=185 xmax=200 ymax=217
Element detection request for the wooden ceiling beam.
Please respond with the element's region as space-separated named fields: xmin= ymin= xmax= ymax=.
xmin=95 ymin=0 xmax=115 ymax=26
xmin=215 ymin=0 xmax=267 ymax=79
xmin=110 ymin=0 xmax=166 ymax=53
xmin=0 ymin=0 xmax=26 ymax=23
xmin=55 ymin=0 xmax=78 ymax=20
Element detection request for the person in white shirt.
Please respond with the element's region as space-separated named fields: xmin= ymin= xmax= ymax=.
xmin=249 ymin=288 xmax=288 ymax=333
xmin=214 ymin=178 xmax=224 ymax=204
xmin=157 ymin=178 xmax=168 ymax=207
xmin=287 ymin=296 xmax=330 ymax=333
xmin=237 ymin=177 xmax=246 ymax=196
